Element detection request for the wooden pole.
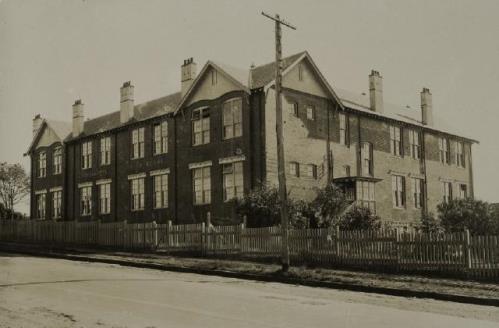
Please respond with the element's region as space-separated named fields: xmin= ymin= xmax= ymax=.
xmin=262 ymin=12 xmax=296 ymax=272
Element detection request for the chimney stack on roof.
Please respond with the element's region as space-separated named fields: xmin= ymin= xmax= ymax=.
xmin=32 ymin=114 xmax=43 ymax=139
xmin=421 ymin=87 xmax=433 ymax=126
xmin=72 ymin=99 xmax=84 ymax=137
xmin=181 ymin=57 xmax=197 ymax=98
xmin=369 ymin=70 xmax=384 ymax=113
xmin=120 ymin=81 xmax=135 ymax=124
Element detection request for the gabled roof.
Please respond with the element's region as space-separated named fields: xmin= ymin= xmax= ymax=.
xmin=174 ymin=61 xmax=250 ymax=115
xmin=250 ymin=51 xmax=345 ymax=110
xmin=25 ymin=119 xmax=72 ymax=155
xmin=68 ymin=92 xmax=181 ymax=140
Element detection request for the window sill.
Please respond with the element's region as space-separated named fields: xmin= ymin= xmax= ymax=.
xmin=222 ymin=135 xmax=243 ymax=142
xmin=80 ymin=214 xmax=91 ymax=217
xmin=153 ymin=206 xmax=168 ymax=210
xmin=153 ymin=152 xmax=168 ymax=157
xmin=131 ymin=209 xmax=144 ymax=212
xmin=392 ymin=206 xmax=406 ymax=210
xmin=194 ymin=203 xmax=211 ymax=206
xmin=131 ymin=157 xmax=145 ymax=161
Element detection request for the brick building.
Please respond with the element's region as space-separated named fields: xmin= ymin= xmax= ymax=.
xmin=26 ymin=51 xmax=477 ymax=226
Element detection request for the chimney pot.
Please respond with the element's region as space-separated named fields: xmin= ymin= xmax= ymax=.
xmin=120 ymin=81 xmax=135 ymax=124
xmin=72 ymin=99 xmax=84 ymax=136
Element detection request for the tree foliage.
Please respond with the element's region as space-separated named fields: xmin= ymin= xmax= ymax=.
xmin=309 ymin=183 xmax=351 ymax=228
xmin=337 ymin=206 xmax=381 ymax=231
xmin=0 ymin=162 xmax=30 ymax=219
xmin=437 ymin=198 xmax=498 ymax=235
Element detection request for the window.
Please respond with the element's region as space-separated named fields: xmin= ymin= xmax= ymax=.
xmin=339 ymin=113 xmax=348 ymax=145
xmin=290 ymin=102 xmax=299 ymax=117
xmin=130 ymin=178 xmax=145 ymax=211
xmin=409 ymin=130 xmax=421 ymax=159
xmin=53 ymin=147 xmax=62 ymax=175
xmin=223 ymin=162 xmax=244 ymax=201
xmin=392 ymin=175 xmax=406 ymax=208
xmin=223 ymin=98 xmax=243 ymax=139
xmin=298 ymin=63 xmax=304 ymax=81
xmin=99 ymin=183 xmax=111 ymax=214
xmin=412 ymin=178 xmax=424 ymax=209
xmin=192 ymin=108 xmax=210 ymax=146
xmin=52 ymin=190 xmax=62 ymax=219
xmin=131 ymin=128 xmax=145 ymax=159
xmin=82 ymin=141 xmax=92 ymax=169
xmin=80 ymin=186 xmax=92 ymax=216
xmin=439 ymin=137 xmax=450 ymax=164
xmin=442 ymin=181 xmax=453 ymax=203
xmin=153 ymin=174 xmax=168 ymax=208
xmin=305 ymin=164 xmax=317 ymax=179
xmin=36 ymin=193 xmax=46 ymax=219
xmin=211 ymin=69 xmax=217 ymax=85
xmin=356 ymin=181 xmax=376 ymax=213
xmin=361 ymin=142 xmax=373 ymax=176
xmin=459 ymin=184 xmax=468 ymax=199
xmin=38 ymin=151 xmax=46 ymax=177
xmin=193 ymin=166 xmax=211 ymax=205
xmin=153 ymin=121 xmax=168 ymax=155
xmin=306 ymin=106 xmax=315 ymax=120
xmin=289 ymin=162 xmax=299 ymax=177
xmin=390 ymin=126 xmax=402 ymax=156
xmin=456 ymin=142 xmax=465 ymax=168
xmin=100 ymin=137 xmax=111 ymax=165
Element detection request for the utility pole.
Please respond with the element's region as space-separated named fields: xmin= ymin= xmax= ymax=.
xmin=261 ymin=11 xmax=296 ymax=272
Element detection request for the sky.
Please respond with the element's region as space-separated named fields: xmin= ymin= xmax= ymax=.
xmin=1 ymin=0 xmax=498 ymax=213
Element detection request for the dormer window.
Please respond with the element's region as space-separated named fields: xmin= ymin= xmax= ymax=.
xmin=38 ymin=151 xmax=46 ymax=178
xmin=192 ymin=107 xmax=210 ymax=146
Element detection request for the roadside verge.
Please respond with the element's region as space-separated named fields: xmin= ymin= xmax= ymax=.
xmin=1 ymin=242 xmax=498 ymax=307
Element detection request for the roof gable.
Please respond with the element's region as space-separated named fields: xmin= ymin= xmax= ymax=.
xmin=25 ymin=119 xmax=71 ymax=155
xmin=175 ymin=61 xmax=249 ymax=113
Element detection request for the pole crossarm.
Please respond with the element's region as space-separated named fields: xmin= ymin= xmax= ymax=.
xmin=261 ymin=12 xmax=297 ymax=30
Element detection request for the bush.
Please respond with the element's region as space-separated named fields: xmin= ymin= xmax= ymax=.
xmin=437 ymin=198 xmax=497 ymax=235
xmin=338 ymin=206 xmax=381 ymax=231
xmin=310 ymin=183 xmax=351 ymax=228
xmin=419 ymin=212 xmax=442 ymax=234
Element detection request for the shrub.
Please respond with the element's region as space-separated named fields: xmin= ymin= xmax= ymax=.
xmin=338 ymin=206 xmax=381 ymax=230
xmin=310 ymin=183 xmax=351 ymax=228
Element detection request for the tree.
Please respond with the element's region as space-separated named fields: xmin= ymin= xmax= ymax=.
xmin=310 ymin=183 xmax=352 ymax=228
xmin=437 ymin=198 xmax=497 ymax=235
xmin=0 ymin=162 xmax=30 ymax=220
xmin=338 ymin=206 xmax=381 ymax=230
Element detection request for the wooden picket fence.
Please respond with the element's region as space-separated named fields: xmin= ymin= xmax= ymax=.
xmin=1 ymin=219 xmax=498 ymax=280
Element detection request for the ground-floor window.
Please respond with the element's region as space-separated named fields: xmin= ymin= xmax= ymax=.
xmin=99 ymin=183 xmax=111 ymax=214
xmin=442 ymin=181 xmax=453 ymax=203
xmin=223 ymin=162 xmax=243 ymax=201
xmin=36 ymin=193 xmax=46 ymax=219
xmin=356 ymin=181 xmax=376 ymax=213
xmin=458 ymin=184 xmax=467 ymax=199
xmin=52 ymin=190 xmax=62 ymax=219
xmin=80 ymin=186 xmax=92 ymax=216
xmin=153 ymin=174 xmax=168 ymax=208
xmin=193 ymin=166 xmax=211 ymax=205
xmin=130 ymin=178 xmax=145 ymax=211
xmin=412 ymin=178 xmax=424 ymax=209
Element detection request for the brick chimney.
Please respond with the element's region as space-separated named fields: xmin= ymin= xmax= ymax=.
xmin=120 ymin=81 xmax=135 ymax=124
xmin=181 ymin=58 xmax=197 ymax=98
xmin=32 ymin=114 xmax=43 ymax=138
xmin=369 ymin=70 xmax=384 ymax=113
xmin=72 ymin=99 xmax=84 ymax=137
xmin=421 ymin=88 xmax=433 ymax=126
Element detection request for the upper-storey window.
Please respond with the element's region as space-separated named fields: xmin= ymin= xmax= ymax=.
xmin=409 ymin=129 xmax=421 ymax=160
xmin=456 ymin=141 xmax=465 ymax=168
xmin=82 ymin=141 xmax=92 ymax=169
xmin=390 ymin=125 xmax=402 ymax=156
xmin=223 ymin=98 xmax=243 ymax=139
xmin=439 ymin=137 xmax=450 ymax=164
xmin=339 ymin=113 xmax=348 ymax=145
xmin=53 ymin=147 xmax=62 ymax=175
xmin=131 ymin=127 xmax=145 ymax=159
xmin=192 ymin=107 xmax=210 ymax=146
xmin=306 ymin=106 xmax=315 ymax=120
xmin=361 ymin=142 xmax=373 ymax=176
xmin=38 ymin=151 xmax=46 ymax=178
xmin=153 ymin=121 xmax=168 ymax=155
xmin=100 ymin=137 xmax=111 ymax=166
xmin=222 ymin=162 xmax=244 ymax=201
xmin=392 ymin=175 xmax=406 ymax=208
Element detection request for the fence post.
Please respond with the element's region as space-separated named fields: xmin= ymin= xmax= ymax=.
xmin=152 ymin=221 xmax=158 ymax=249
xmin=167 ymin=220 xmax=172 ymax=248
xmin=465 ymin=229 xmax=472 ymax=270
xmin=97 ymin=220 xmax=101 ymax=246
xmin=123 ymin=220 xmax=127 ymax=249
xmin=201 ymin=221 xmax=206 ymax=255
